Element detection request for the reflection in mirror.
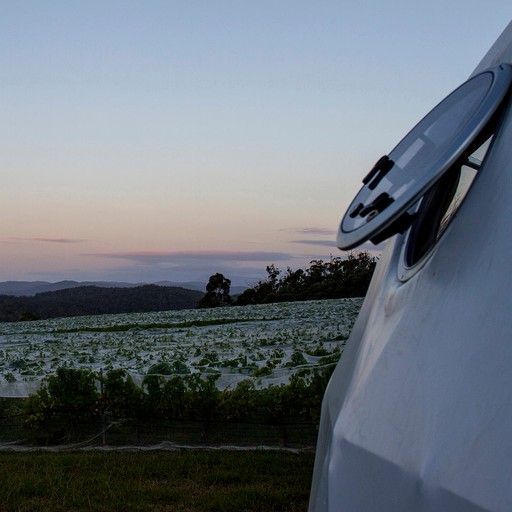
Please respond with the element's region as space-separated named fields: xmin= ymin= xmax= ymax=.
xmin=405 ymin=135 xmax=493 ymax=266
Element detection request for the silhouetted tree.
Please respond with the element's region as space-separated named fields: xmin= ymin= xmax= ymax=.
xmin=235 ymin=251 xmax=377 ymax=305
xmin=197 ymin=273 xmax=232 ymax=308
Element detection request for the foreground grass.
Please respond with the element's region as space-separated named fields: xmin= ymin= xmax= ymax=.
xmin=0 ymin=449 xmax=314 ymax=511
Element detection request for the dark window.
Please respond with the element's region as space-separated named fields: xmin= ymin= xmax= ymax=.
xmin=405 ymin=132 xmax=494 ymax=266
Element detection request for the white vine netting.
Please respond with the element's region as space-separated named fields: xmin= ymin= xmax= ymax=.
xmin=0 ymin=298 xmax=362 ymax=397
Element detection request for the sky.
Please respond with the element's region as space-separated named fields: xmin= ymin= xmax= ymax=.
xmin=1 ymin=2 xmax=510 ymax=286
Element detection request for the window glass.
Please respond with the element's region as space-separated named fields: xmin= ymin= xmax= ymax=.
xmin=405 ymin=135 xmax=493 ymax=266
xmin=337 ymin=64 xmax=512 ymax=251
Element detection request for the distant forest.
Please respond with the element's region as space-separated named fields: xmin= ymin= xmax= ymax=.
xmin=236 ymin=251 xmax=376 ymax=305
xmin=0 ymin=252 xmax=377 ymax=321
xmin=199 ymin=252 xmax=377 ymax=308
xmin=0 ymin=285 xmax=203 ymax=322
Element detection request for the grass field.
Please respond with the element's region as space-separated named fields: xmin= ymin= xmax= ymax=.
xmin=0 ymin=449 xmax=314 ymax=511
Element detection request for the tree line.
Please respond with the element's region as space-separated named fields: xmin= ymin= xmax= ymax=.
xmin=0 ymin=285 xmax=203 ymax=322
xmin=0 ymin=252 xmax=376 ymax=320
xmin=199 ymin=251 xmax=377 ymax=308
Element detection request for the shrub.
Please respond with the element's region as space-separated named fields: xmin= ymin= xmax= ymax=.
xmin=24 ymin=367 xmax=99 ymax=440
xmin=101 ymin=369 xmax=143 ymax=418
xmin=285 ymin=351 xmax=307 ymax=367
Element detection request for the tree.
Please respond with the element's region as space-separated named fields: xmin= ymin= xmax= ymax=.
xmin=266 ymin=264 xmax=281 ymax=291
xmin=101 ymin=369 xmax=143 ymax=418
xmin=234 ymin=251 xmax=377 ymax=305
xmin=24 ymin=368 xmax=99 ymax=441
xmin=197 ymin=273 xmax=232 ymax=308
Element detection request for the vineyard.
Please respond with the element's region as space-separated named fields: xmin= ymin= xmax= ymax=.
xmin=0 ymin=298 xmax=362 ymax=397
xmin=0 ymin=298 xmax=361 ymax=447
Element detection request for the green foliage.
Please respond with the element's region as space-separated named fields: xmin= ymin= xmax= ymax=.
xmin=285 ymin=351 xmax=308 ymax=367
xmin=24 ymin=368 xmax=99 ymax=439
xmin=51 ymin=317 xmax=258 ymax=334
xmin=172 ymin=360 xmax=190 ymax=374
xmin=184 ymin=374 xmax=222 ymax=422
xmin=235 ymin=251 xmax=377 ymax=305
xmin=4 ymin=372 xmax=16 ymax=383
xmin=142 ymin=374 xmax=165 ymax=406
xmin=46 ymin=368 xmax=98 ymax=416
xmin=194 ymin=350 xmax=220 ymax=368
xmin=160 ymin=375 xmax=187 ymax=418
xmin=23 ymin=361 xmax=337 ymax=444
xmin=100 ymin=369 xmax=143 ymax=418
xmin=305 ymin=344 xmax=330 ymax=356
xmin=221 ymin=379 xmax=256 ymax=421
xmin=252 ymin=363 xmax=274 ymax=377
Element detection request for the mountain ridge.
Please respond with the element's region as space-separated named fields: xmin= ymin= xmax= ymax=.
xmin=0 ymin=284 xmax=205 ymax=322
xmin=0 ymin=280 xmax=249 ymax=297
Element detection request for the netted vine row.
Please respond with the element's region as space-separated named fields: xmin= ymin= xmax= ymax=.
xmin=10 ymin=365 xmax=335 ymax=446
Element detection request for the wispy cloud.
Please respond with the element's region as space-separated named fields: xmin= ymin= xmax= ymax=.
xmin=296 ymin=227 xmax=337 ymax=236
xmin=81 ymin=250 xmax=293 ymax=284
xmin=89 ymin=250 xmax=292 ymax=265
xmin=284 ymin=226 xmax=337 ymax=248
xmin=9 ymin=237 xmax=86 ymax=244
xmin=282 ymin=227 xmax=337 ymax=236
xmin=290 ymin=239 xmax=337 ymax=247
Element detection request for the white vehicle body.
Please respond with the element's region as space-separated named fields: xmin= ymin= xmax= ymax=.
xmin=309 ymin=21 xmax=512 ymax=512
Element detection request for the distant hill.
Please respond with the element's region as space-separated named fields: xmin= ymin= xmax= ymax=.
xmin=0 ymin=280 xmax=249 ymax=297
xmin=155 ymin=281 xmax=249 ymax=295
xmin=0 ymin=280 xmax=138 ymax=297
xmin=0 ymin=285 xmax=204 ymax=322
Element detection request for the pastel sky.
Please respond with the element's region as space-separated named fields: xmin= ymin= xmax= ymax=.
xmin=1 ymin=2 xmax=510 ymax=286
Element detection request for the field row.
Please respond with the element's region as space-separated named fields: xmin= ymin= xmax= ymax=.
xmin=0 ymin=298 xmax=362 ymax=396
